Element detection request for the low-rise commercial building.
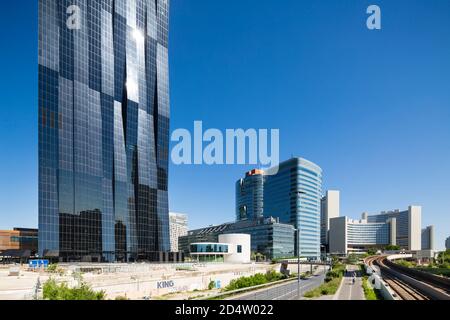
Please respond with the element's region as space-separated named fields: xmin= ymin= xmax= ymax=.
xmin=0 ymin=228 xmax=38 ymax=254
xmin=179 ymin=217 xmax=295 ymax=260
xmin=190 ymin=234 xmax=251 ymax=263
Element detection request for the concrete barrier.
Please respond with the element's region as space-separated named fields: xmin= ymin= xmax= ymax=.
xmin=364 ymin=261 xmax=398 ymax=300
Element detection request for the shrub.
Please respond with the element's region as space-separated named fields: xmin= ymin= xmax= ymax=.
xmin=224 ymin=271 xmax=285 ymax=291
xmin=208 ymin=281 xmax=216 ymax=290
xmin=304 ymin=265 xmax=344 ymax=298
xmin=43 ymin=279 xmax=105 ymax=300
xmin=385 ymin=245 xmax=400 ymax=251
xmin=362 ymin=277 xmax=382 ymax=300
xmin=47 ymin=264 xmax=58 ymax=272
xmin=115 ymin=295 xmax=129 ymax=300
xmin=396 ymin=260 xmax=414 ymax=268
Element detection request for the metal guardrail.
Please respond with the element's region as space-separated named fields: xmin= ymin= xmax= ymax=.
xmin=280 ymin=259 xmax=331 ymax=266
xmin=196 ymin=277 xmax=299 ymax=300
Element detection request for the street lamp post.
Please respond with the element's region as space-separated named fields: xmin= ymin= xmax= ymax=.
xmin=294 ymin=228 xmax=300 ymax=299
xmin=296 ymin=190 xmax=306 ymax=299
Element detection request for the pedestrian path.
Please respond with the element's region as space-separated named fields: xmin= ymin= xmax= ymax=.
xmin=333 ymin=265 xmax=365 ymax=300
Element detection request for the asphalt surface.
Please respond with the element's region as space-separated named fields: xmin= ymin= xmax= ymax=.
xmin=333 ymin=265 xmax=365 ymax=300
xmin=230 ymin=272 xmax=326 ymax=300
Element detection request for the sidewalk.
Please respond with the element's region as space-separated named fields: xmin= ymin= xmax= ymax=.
xmin=333 ymin=265 xmax=365 ymax=300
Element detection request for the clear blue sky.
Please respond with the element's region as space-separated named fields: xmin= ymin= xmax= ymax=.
xmin=0 ymin=1 xmax=449 ymax=250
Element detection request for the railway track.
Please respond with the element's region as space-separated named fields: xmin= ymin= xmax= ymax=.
xmin=365 ymin=255 xmax=450 ymax=300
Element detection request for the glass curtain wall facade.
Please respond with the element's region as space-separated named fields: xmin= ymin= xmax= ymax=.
xmin=366 ymin=209 xmax=414 ymax=249
xmin=178 ymin=218 xmax=295 ymax=260
xmin=347 ymin=222 xmax=390 ymax=247
xmin=39 ymin=0 xmax=171 ymax=262
xmin=264 ymin=158 xmax=322 ymax=259
xmin=236 ymin=170 xmax=264 ymax=221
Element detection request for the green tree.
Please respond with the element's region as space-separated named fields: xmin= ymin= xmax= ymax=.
xmin=347 ymin=254 xmax=359 ymax=264
xmin=43 ymin=279 xmax=105 ymax=300
xmin=385 ymin=245 xmax=400 ymax=251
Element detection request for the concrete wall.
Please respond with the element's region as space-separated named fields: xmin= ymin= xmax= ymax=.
xmin=89 ymin=265 xmax=271 ymax=299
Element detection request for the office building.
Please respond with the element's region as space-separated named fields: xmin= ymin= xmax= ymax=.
xmin=320 ymin=190 xmax=340 ymax=251
xmin=329 ymin=217 xmax=395 ymax=255
xmin=421 ymin=225 xmax=435 ymax=250
xmin=366 ymin=206 xmax=422 ymax=251
xmin=0 ymin=228 xmax=38 ymax=255
xmin=190 ymin=234 xmax=251 ymax=263
xmin=329 ymin=206 xmax=423 ymax=254
xmin=179 ymin=217 xmax=295 ymax=260
xmin=39 ymin=0 xmax=171 ymax=262
xmin=264 ymin=158 xmax=322 ymax=259
xmin=236 ymin=169 xmax=264 ymax=221
xmin=169 ymin=212 xmax=188 ymax=252
xmin=446 ymin=237 xmax=450 ymax=250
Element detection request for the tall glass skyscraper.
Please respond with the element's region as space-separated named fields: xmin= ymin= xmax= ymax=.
xmin=38 ymin=0 xmax=171 ymax=262
xmin=236 ymin=169 xmax=264 ymax=221
xmin=264 ymin=158 xmax=322 ymax=259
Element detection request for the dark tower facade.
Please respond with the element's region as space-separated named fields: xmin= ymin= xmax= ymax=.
xmin=38 ymin=0 xmax=170 ymax=262
xmin=236 ymin=170 xmax=264 ymax=222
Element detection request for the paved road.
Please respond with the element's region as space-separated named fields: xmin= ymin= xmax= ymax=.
xmin=230 ymin=272 xmax=326 ymax=300
xmin=333 ymin=265 xmax=365 ymax=300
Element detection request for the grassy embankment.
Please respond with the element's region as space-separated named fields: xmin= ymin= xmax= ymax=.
xmin=303 ymin=263 xmax=345 ymax=298
xmin=396 ymin=258 xmax=450 ymax=278
xmin=359 ymin=264 xmax=383 ymax=300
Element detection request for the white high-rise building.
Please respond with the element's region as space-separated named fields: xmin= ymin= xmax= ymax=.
xmin=321 ymin=190 xmax=340 ymax=250
xmin=169 ymin=212 xmax=188 ymax=252
xmin=329 ymin=205 xmax=424 ymax=254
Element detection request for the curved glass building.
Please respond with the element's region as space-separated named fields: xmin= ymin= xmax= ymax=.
xmin=329 ymin=215 xmax=399 ymax=254
xmin=39 ymin=0 xmax=171 ymax=262
xmin=236 ymin=169 xmax=264 ymax=221
xmin=264 ymin=158 xmax=322 ymax=259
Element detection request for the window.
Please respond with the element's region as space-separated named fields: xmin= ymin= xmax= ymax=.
xmin=237 ymin=245 xmax=242 ymax=253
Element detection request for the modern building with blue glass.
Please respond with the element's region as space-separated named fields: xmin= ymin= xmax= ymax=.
xmin=421 ymin=225 xmax=435 ymax=250
xmin=236 ymin=169 xmax=264 ymax=221
xmin=38 ymin=0 xmax=171 ymax=262
xmin=264 ymin=158 xmax=322 ymax=259
xmin=365 ymin=206 xmax=422 ymax=251
xmin=179 ymin=217 xmax=295 ymax=260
